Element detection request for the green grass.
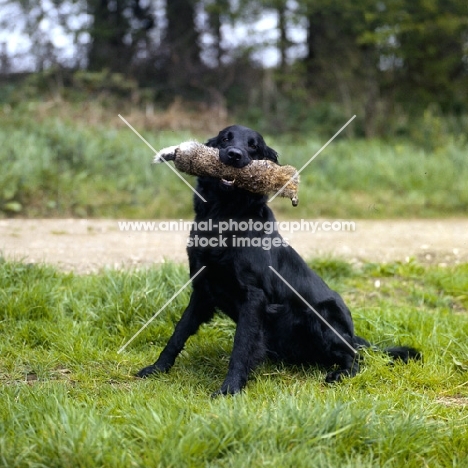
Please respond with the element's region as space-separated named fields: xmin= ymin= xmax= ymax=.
xmin=1 ymin=102 xmax=467 ymax=218
xmin=1 ymin=258 xmax=467 ymax=467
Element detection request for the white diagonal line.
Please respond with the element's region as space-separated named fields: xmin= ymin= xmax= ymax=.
xmin=118 ymin=114 xmax=207 ymax=202
xmin=117 ymin=266 xmax=207 ymax=354
xmin=268 ymin=115 xmax=356 ymax=203
xmin=268 ymin=266 xmax=357 ymax=354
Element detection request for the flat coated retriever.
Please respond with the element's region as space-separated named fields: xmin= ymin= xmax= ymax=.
xmin=137 ymin=125 xmax=419 ymax=395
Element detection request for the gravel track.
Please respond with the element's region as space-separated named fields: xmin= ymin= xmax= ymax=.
xmin=1 ymin=218 xmax=467 ymax=274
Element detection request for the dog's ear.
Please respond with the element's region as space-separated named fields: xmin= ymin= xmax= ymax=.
xmin=263 ymin=145 xmax=279 ymax=164
xmin=205 ymin=136 xmax=218 ymax=148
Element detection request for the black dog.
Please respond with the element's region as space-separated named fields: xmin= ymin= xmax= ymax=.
xmin=137 ymin=125 xmax=419 ymax=395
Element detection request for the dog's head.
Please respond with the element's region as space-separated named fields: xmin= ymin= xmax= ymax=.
xmin=205 ymin=125 xmax=278 ymax=169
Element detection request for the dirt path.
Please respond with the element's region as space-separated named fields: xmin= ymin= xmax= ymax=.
xmin=1 ymin=219 xmax=467 ymax=274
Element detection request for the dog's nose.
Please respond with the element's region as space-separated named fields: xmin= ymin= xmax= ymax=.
xmin=227 ymin=148 xmax=243 ymax=162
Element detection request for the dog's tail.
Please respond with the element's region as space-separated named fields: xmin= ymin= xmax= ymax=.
xmin=354 ymin=336 xmax=421 ymax=363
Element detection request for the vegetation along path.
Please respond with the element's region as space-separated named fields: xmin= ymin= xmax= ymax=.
xmin=1 ymin=219 xmax=467 ymax=274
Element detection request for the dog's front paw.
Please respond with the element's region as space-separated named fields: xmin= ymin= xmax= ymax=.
xmin=211 ymin=377 xmax=246 ymax=397
xmin=325 ymin=369 xmax=350 ymax=383
xmin=211 ymin=386 xmax=241 ymax=398
xmin=135 ymin=364 xmax=164 ymax=378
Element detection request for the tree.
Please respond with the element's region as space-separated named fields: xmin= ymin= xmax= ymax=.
xmin=388 ymin=0 xmax=468 ymax=111
xmin=302 ymin=1 xmax=385 ymax=136
xmin=204 ymin=0 xmax=230 ymax=67
xmin=87 ymin=0 xmax=154 ymax=73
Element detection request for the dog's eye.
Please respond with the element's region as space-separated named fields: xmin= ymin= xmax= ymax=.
xmin=222 ymin=137 xmax=229 ymax=142
xmin=250 ymin=144 xmax=258 ymax=150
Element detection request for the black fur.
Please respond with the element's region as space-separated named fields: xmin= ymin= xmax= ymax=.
xmin=137 ymin=125 xmax=419 ymax=395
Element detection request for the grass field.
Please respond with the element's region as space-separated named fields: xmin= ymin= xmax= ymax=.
xmin=1 ymin=258 xmax=467 ymax=467
xmin=1 ymin=102 xmax=467 ymax=219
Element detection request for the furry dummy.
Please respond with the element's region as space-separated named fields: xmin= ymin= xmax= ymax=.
xmin=153 ymin=141 xmax=299 ymax=206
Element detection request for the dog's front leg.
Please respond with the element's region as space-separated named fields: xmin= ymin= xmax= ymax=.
xmin=214 ymin=287 xmax=267 ymax=396
xmin=137 ymin=289 xmax=214 ymax=378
